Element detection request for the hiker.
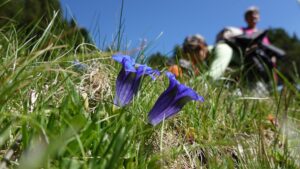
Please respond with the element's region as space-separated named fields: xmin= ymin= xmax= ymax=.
xmin=208 ymin=6 xmax=277 ymax=84
xmin=168 ymin=34 xmax=209 ymax=77
xmin=242 ymin=6 xmax=270 ymax=44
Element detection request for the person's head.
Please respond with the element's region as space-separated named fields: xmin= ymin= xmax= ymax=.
xmin=244 ymin=6 xmax=260 ymax=28
xmin=182 ymin=34 xmax=208 ymax=64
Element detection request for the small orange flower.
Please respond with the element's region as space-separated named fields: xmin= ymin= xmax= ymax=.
xmin=267 ymin=114 xmax=278 ymax=126
xmin=168 ymin=65 xmax=182 ymax=77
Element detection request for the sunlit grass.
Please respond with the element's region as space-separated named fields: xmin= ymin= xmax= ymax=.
xmin=0 ymin=14 xmax=300 ymax=169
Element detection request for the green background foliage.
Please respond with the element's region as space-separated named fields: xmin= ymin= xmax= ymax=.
xmin=0 ymin=0 xmax=91 ymax=47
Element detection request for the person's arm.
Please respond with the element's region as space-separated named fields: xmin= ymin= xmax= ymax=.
xmin=208 ymin=42 xmax=234 ymax=80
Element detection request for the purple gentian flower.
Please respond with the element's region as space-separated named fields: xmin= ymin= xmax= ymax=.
xmin=148 ymin=72 xmax=204 ymax=126
xmin=113 ymin=54 xmax=159 ymax=107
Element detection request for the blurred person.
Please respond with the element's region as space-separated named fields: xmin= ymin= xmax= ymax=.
xmin=169 ymin=34 xmax=209 ymax=77
xmin=208 ymin=6 xmax=277 ymax=82
xmin=242 ymin=6 xmax=270 ymax=44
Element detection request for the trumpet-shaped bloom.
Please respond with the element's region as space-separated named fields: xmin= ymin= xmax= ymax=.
xmin=148 ymin=72 xmax=204 ymax=126
xmin=113 ymin=54 xmax=159 ymax=107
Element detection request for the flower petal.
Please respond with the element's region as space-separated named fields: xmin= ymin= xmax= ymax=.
xmin=176 ymin=84 xmax=204 ymax=102
xmin=114 ymin=68 xmax=139 ymax=106
xmin=112 ymin=54 xmax=161 ymax=107
xmin=136 ymin=64 xmax=160 ymax=80
xmin=112 ymin=54 xmax=134 ymax=64
xmin=122 ymin=58 xmax=136 ymax=73
xmin=148 ymin=71 xmax=204 ymax=126
xmin=149 ymin=99 xmax=187 ymax=126
xmin=148 ymin=87 xmax=178 ymax=125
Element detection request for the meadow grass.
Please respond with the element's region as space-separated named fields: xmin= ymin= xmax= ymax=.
xmin=0 ymin=16 xmax=300 ymax=169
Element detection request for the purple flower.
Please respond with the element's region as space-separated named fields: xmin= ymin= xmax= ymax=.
xmin=113 ymin=54 xmax=159 ymax=107
xmin=148 ymin=72 xmax=204 ymax=126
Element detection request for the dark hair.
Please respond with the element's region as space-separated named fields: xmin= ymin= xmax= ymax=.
xmin=244 ymin=8 xmax=259 ymax=20
xmin=182 ymin=35 xmax=208 ymax=63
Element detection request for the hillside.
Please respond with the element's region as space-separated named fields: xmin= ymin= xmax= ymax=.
xmin=0 ymin=2 xmax=300 ymax=168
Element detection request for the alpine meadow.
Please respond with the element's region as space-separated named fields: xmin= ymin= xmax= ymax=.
xmin=1 ymin=1 xmax=300 ymax=169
